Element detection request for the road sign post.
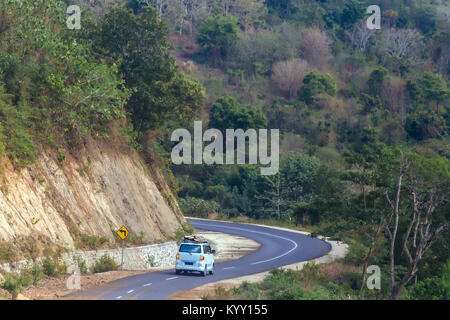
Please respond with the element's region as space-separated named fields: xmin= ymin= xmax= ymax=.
xmin=116 ymin=226 xmax=130 ymax=270
xmin=121 ymin=239 xmax=125 ymax=270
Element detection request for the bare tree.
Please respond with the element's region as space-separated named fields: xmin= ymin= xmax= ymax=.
xmin=161 ymin=0 xmax=207 ymax=36
xmin=151 ymin=0 xmax=167 ymax=21
xmin=181 ymin=0 xmax=208 ymax=36
xmin=271 ymin=58 xmax=311 ymax=99
xmin=382 ymin=27 xmax=423 ymax=62
xmin=384 ymin=152 xmax=449 ymax=300
xmin=221 ymin=0 xmax=233 ymax=16
xmin=300 ymin=28 xmax=331 ymax=67
xmin=345 ymin=19 xmax=375 ymax=52
xmin=230 ymin=0 xmax=266 ymax=33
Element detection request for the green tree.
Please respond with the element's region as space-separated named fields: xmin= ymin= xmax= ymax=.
xmin=0 ymin=0 xmax=130 ymax=165
xmin=340 ymin=0 xmax=365 ymax=27
xmin=416 ymin=72 xmax=448 ymax=114
xmin=408 ymin=260 xmax=450 ymax=300
xmin=209 ymin=96 xmax=267 ymax=131
xmin=405 ymin=111 xmax=445 ymax=140
xmin=151 ymin=73 xmax=205 ymax=126
xmin=197 ymin=15 xmax=239 ymax=66
xmin=412 ymin=5 xmax=437 ymax=35
xmin=367 ymin=67 xmax=389 ymax=97
xmin=292 ymin=201 xmax=309 ymax=226
xmin=299 ymin=71 xmax=337 ymax=104
xmin=0 ymin=84 xmax=35 ymax=167
xmin=92 ymin=7 xmax=204 ymax=131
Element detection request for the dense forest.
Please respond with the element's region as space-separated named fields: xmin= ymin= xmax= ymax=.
xmin=0 ymin=0 xmax=448 ymax=299
xmin=143 ymin=0 xmax=449 ymax=300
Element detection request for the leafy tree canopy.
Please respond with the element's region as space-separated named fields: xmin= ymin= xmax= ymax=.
xmin=209 ymin=96 xmax=267 ymax=131
xmin=197 ymin=15 xmax=239 ymax=65
xmin=299 ymin=71 xmax=337 ymax=104
xmin=92 ymin=7 xmax=204 ymax=131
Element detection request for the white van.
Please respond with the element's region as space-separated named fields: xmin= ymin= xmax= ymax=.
xmin=175 ymin=240 xmax=215 ymax=276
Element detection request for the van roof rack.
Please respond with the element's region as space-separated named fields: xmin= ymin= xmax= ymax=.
xmin=183 ymin=235 xmax=208 ymax=243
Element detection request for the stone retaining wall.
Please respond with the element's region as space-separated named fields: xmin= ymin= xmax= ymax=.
xmin=0 ymin=241 xmax=178 ymax=274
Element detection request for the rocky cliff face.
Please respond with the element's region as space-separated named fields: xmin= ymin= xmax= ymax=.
xmin=0 ymin=138 xmax=184 ymax=255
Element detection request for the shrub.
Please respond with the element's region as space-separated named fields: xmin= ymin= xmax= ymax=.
xmin=41 ymin=256 xmax=66 ymax=277
xmin=0 ymin=243 xmax=15 ymax=263
xmin=0 ymin=272 xmax=32 ymax=293
xmin=344 ymin=241 xmax=369 ymax=266
xmin=30 ymin=263 xmax=44 ymax=285
xmin=407 ymin=260 xmax=450 ymax=300
xmin=146 ymin=254 xmax=158 ymax=267
xmin=261 ymin=269 xmax=306 ymax=299
xmin=179 ymin=197 xmax=220 ymax=218
xmin=73 ymin=256 xmax=89 ymax=275
xmin=92 ymin=254 xmax=118 ymax=273
xmin=181 ymin=222 xmax=194 ymax=235
xmin=127 ymin=232 xmax=146 ymax=245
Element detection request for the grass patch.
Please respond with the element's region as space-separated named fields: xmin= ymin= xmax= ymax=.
xmin=75 ymin=234 xmax=109 ymax=250
xmin=126 ymin=232 xmax=146 ymax=246
xmin=0 ymin=243 xmax=16 ymax=263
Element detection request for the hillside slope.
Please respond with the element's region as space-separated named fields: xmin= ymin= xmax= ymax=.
xmin=0 ymin=138 xmax=184 ymax=254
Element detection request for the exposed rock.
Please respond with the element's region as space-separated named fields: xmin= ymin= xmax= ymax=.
xmin=0 ymin=138 xmax=184 ymax=255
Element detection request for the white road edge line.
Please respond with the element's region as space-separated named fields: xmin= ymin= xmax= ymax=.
xmin=166 ymin=276 xmax=178 ymax=280
xmin=116 ymin=296 xmax=122 ymax=299
xmin=127 ymin=290 xmax=134 ymax=294
xmin=223 ymin=266 xmax=236 ymax=270
xmin=193 ymin=223 xmax=299 ymax=265
xmin=143 ymin=283 xmax=152 ymax=287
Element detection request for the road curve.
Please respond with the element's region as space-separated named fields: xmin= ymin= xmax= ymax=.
xmin=71 ymin=218 xmax=331 ymax=300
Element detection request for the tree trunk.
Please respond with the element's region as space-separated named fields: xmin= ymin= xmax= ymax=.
xmin=390 ymin=265 xmax=416 ymax=300
xmin=388 ymin=172 xmax=403 ymax=288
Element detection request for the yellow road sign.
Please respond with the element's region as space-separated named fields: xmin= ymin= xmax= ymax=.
xmin=116 ymin=226 xmax=130 ymax=240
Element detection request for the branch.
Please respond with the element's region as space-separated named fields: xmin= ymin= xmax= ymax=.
xmin=423 ymin=222 xmax=450 ymax=252
xmin=402 ymin=190 xmax=417 ymax=265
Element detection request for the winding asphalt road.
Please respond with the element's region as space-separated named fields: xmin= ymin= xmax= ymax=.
xmin=71 ymin=218 xmax=331 ymax=300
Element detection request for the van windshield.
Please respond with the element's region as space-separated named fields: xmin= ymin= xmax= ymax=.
xmin=179 ymin=244 xmax=202 ymax=253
